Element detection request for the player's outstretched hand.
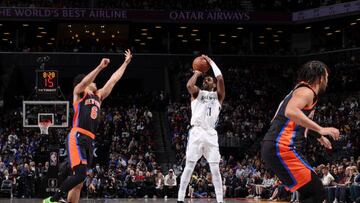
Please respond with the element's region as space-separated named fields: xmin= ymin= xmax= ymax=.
xmin=317 ymin=136 xmax=332 ymax=149
xmin=99 ymin=58 xmax=110 ymax=69
xmin=319 ymin=127 xmax=340 ymax=141
xmin=124 ymin=49 xmax=132 ymax=64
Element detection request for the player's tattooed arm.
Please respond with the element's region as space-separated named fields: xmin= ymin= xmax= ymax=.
xmin=97 ymin=49 xmax=132 ymax=100
xmin=285 ymin=87 xmax=339 ymax=141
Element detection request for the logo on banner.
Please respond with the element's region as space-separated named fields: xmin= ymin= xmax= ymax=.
xmin=50 ymin=152 xmax=58 ymax=166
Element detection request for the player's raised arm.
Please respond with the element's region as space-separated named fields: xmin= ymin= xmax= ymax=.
xmin=202 ymin=55 xmax=225 ymax=105
xmin=186 ymin=70 xmax=201 ymax=100
xmin=97 ymin=49 xmax=132 ymax=101
xmin=74 ymin=58 xmax=109 ymax=96
xmin=285 ymin=87 xmax=339 ymax=144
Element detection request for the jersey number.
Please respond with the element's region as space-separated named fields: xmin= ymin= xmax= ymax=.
xmin=91 ymin=106 xmax=98 ymax=119
xmin=207 ymin=107 xmax=211 ymax=117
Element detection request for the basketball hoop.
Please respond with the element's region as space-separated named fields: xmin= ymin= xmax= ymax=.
xmin=39 ymin=120 xmax=52 ymax=135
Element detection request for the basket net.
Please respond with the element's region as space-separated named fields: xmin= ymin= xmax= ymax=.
xmin=39 ymin=120 xmax=52 ymax=135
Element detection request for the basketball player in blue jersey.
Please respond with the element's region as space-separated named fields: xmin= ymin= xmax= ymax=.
xmin=261 ymin=61 xmax=340 ymax=202
xmin=177 ymin=55 xmax=225 ymax=203
xmin=43 ymin=49 xmax=132 ymax=203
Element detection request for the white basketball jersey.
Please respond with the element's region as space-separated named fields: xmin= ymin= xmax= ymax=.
xmin=190 ymin=90 xmax=221 ymax=130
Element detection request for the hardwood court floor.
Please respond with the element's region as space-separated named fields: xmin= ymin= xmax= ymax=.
xmin=0 ymin=198 xmax=289 ymax=203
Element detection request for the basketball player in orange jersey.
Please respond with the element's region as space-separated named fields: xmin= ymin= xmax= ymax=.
xmin=261 ymin=61 xmax=340 ymax=203
xmin=43 ymin=49 xmax=132 ymax=203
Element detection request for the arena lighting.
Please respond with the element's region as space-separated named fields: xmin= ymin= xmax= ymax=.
xmin=231 ymin=35 xmax=237 ymax=38
xmin=237 ymin=27 xmax=243 ymax=30
xmin=277 ymin=30 xmax=283 ymax=33
xmin=182 ymin=39 xmax=188 ymax=42
xmin=71 ymin=36 xmax=75 ymax=39
xmin=324 ymin=26 xmax=330 ymax=29
xmin=177 ymin=34 xmax=183 ymax=37
xmin=357 ymin=18 xmax=360 ymax=21
xmin=190 ymin=33 xmax=197 ymax=36
xmin=47 ymin=42 xmax=53 ymax=45
xmin=273 ymin=34 xmax=279 ymax=37
xmin=192 ymin=29 xmax=199 ymax=32
xmin=38 ymin=27 xmax=45 ymax=30
xmin=100 ymin=25 xmax=105 ymax=28
xmin=140 ymin=42 xmax=146 ymax=45
xmin=75 ymin=34 xmax=78 ymax=38
xmin=147 ymin=36 xmax=153 ymax=39
xmin=155 ymin=25 xmax=162 ymax=29
xmin=274 ymin=39 xmax=280 ymax=42
xmin=68 ymin=24 xmax=72 ymax=28
xmin=77 ymin=39 xmax=80 ymax=43
xmin=221 ymin=41 xmax=227 ymax=44
xmin=22 ymin=24 xmax=29 ymax=27
xmin=134 ymin=39 xmax=140 ymax=42
xmin=36 ymin=35 xmax=42 ymax=38
xmin=335 ymin=30 xmax=341 ymax=33
xmin=259 ymin=35 xmax=264 ymax=38
xmin=85 ymin=30 xmax=90 ymax=33
xmin=141 ymin=28 xmax=148 ymax=31
xmin=3 ymin=32 xmax=10 ymax=35
xmin=111 ymin=35 xmax=115 ymax=38
xmin=219 ymin=34 xmax=225 ymax=37
xmin=2 ymin=38 xmax=8 ymax=41
xmin=96 ymin=38 xmax=99 ymax=42
xmin=117 ymin=30 xmax=120 ymax=34
xmin=0 ymin=24 xmax=2 ymax=26
xmin=305 ymin=26 xmax=311 ymax=29
xmin=141 ymin=32 xmax=147 ymax=36
xmin=266 ymin=27 xmax=272 ymax=30
xmin=101 ymin=30 xmax=106 ymax=34
xmin=350 ymin=22 xmax=357 ymax=26
xmin=41 ymin=32 xmax=47 ymax=34
xmin=195 ymin=38 xmax=201 ymax=41
xmin=259 ymin=42 xmax=265 ymax=44
xmin=92 ymin=32 xmax=96 ymax=36
xmin=180 ymin=26 xmax=187 ymax=29
xmin=50 ymin=38 xmax=55 ymax=40
xmin=326 ymin=32 xmax=333 ymax=36
xmin=69 ymin=30 xmax=73 ymax=33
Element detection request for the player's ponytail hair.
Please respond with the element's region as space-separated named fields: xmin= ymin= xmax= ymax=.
xmin=73 ymin=74 xmax=86 ymax=88
xmin=297 ymin=60 xmax=329 ymax=85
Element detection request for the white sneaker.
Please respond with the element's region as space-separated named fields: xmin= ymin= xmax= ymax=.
xmin=333 ymin=199 xmax=338 ymax=203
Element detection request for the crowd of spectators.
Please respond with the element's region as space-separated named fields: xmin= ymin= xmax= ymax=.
xmin=0 ymin=54 xmax=359 ymax=201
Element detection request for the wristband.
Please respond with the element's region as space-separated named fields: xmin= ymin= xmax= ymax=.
xmin=210 ymin=61 xmax=222 ymax=77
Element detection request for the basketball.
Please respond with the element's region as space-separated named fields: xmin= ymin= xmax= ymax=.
xmin=193 ymin=56 xmax=210 ymax=73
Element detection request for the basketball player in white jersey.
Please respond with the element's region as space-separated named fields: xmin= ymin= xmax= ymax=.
xmin=177 ymin=55 xmax=225 ymax=203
